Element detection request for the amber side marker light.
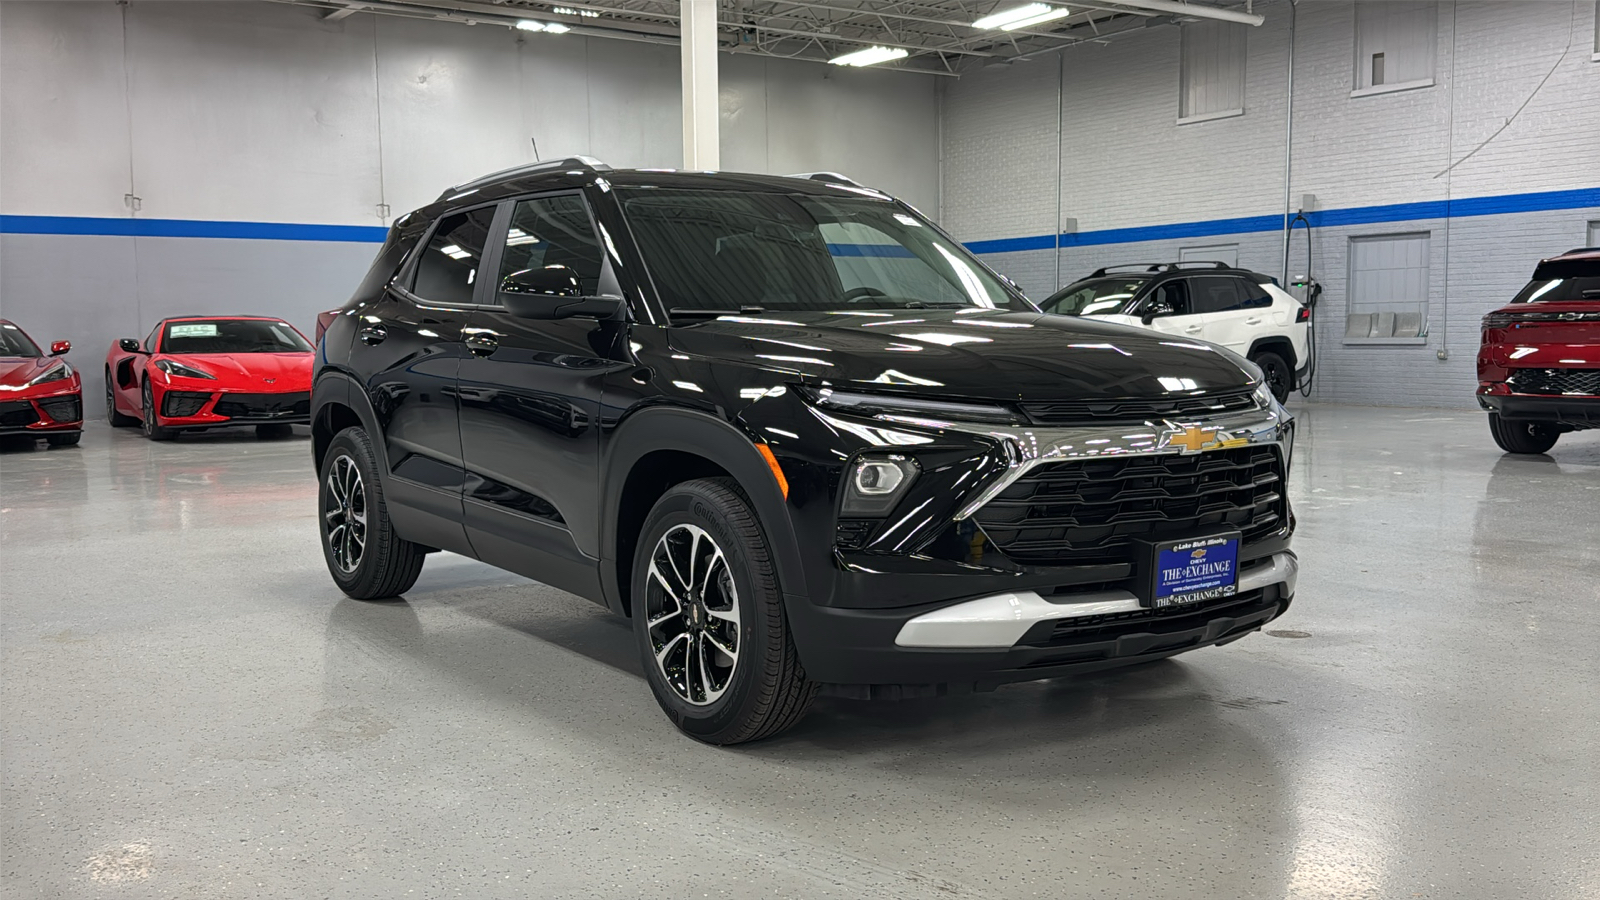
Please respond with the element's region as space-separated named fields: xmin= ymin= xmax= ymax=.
xmin=755 ymin=443 xmax=789 ymax=499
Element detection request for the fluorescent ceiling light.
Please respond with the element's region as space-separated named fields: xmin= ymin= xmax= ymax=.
xmin=1100 ymin=0 xmax=1263 ymax=26
xmin=973 ymin=3 xmax=1053 ymax=29
xmin=552 ymin=6 xmax=599 ymax=16
xmin=829 ymin=45 xmax=909 ymax=67
xmin=516 ymin=19 xmax=569 ymax=32
xmin=1001 ymin=6 xmax=1070 ymax=29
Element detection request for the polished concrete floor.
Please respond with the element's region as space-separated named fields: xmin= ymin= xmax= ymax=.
xmin=2 ymin=405 xmax=1596 ymax=899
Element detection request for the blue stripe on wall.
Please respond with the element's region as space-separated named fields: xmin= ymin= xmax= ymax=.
xmin=0 ymin=214 xmax=388 ymax=243
xmin=963 ymin=186 xmax=1600 ymax=255
xmin=3 ymin=186 xmax=1596 ymax=249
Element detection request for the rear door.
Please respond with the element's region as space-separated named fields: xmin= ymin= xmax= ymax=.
xmin=1190 ymin=275 xmax=1271 ymax=353
xmin=456 ymin=190 xmax=630 ymax=601
xmin=345 ymin=204 xmax=498 ymax=555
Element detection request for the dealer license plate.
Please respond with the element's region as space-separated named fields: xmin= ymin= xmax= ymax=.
xmin=1148 ymin=533 xmax=1239 ymax=608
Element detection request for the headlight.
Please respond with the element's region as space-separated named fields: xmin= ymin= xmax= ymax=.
xmin=807 ymin=387 xmax=1022 ymax=426
xmin=1252 ymin=381 xmax=1274 ymax=409
xmin=27 ymin=361 xmax=71 ymax=386
xmin=841 ymin=454 xmax=920 ymax=516
xmin=154 ymin=359 xmax=217 ymax=380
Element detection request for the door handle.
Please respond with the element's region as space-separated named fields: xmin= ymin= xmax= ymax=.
xmin=1184 ymin=324 xmax=1204 ymax=334
xmin=466 ymin=333 xmax=499 ymax=357
xmin=358 ymin=323 xmax=387 ymax=345
xmin=1244 ymin=317 xmax=1264 ymax=326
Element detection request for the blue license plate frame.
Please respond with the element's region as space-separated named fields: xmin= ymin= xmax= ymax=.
xmin=1144 ymin=532 xmax=1240 ymax=609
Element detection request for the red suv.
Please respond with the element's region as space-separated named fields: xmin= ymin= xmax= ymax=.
xmin=1477 ymin=247 xmax=1600 ymax=454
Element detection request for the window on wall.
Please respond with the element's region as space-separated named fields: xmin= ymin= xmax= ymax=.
xmin=1589 ymin=220 xmax=1599 ymax=247
xmin=1179 ymin=244 xmax=1239 ymax=267
xmin=1179 ymin=20 xmax=1246 ymax=122
xmin=1346 ymin=233 xmax=1430 ymax=342
xmin=1353 ymin=1 xmax=1437 ymax=95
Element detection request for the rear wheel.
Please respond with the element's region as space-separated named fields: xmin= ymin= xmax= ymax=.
xmin=1249 ymin=350 xmax=1292 ymax=403
xmin=632 ymin=478 xmax=816 ymax=745
xmin=319 ymin=426 xmax=425 ymax=599
xmin=46 ymin=432 xmax=81 ymax=447
xmin=1488 ymin=413 xmax=1559 ymax=454
xmin=256 ymin=423 xmax=294 ymax=439
xmin=141 ymin=381 xmax=174 ymax=441
xmin=106 ymin=370 xmax=137 ymax=427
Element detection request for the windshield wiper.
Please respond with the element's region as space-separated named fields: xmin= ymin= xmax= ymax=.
xmin=669 ymin=306 xmax=766 ymax=322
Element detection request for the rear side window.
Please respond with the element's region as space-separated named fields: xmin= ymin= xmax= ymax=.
xmin=1236 ymin=277 xmax=1273 ymax=309
xmin=1190 ymin=276 xmax=1243 ymax=313
xmin=497 ymin=195 xmax=604 ymax=295
xmin=412 ymin=207 xmax=497 ymax=304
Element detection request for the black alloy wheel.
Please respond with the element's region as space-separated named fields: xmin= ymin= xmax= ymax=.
xmin=141 ymin=381 xmax=174 ymax=441
xmin=632 ymin=478 xmax=816 ymax=745
xmin=319 ymin=426 xmax=425 ymax=599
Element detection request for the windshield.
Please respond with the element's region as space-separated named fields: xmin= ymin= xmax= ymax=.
xmin=618 ymin=189 xmax=1026 ymax=313
xmin=0 ymin=323 xmax=43 ymax=358
xmin=1512 ymin=275 xmax=1600 ymax=303
xmin=161 ymin=319 xmax=312 ymax=354
xmin=1040 ymin=278 xmax=1150 ymax=316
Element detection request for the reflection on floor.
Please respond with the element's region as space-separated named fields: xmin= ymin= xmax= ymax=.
xmin=2 ymin=409 xmax=1597 ymax=898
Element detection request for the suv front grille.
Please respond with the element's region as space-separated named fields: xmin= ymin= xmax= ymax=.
xmin=973 ymin=446 xmax=1285 ymax=566
xmin=162 ymin=391 xmax=213 ymax=417
xmin=37 ymin=397 xmax=82 ymax=423
xmin=1507 ymin=368 xmax=1600 ymax=396
xmin=213 ymin=392 xmax=310 ymax=420
xmin=1 ymin=400 xmax=40 ymax=427
xmin=1018 ymin=389 xmax=1257 ymax=427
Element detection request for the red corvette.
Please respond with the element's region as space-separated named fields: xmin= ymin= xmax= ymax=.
xmin=0 ymin=319 xmax=83 ymax=446
xmin=105 ymin=315 xmax=314 ymax=441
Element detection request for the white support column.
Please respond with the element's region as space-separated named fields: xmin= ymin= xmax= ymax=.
xmin=680 ymin=0 xmax=719 ymax=170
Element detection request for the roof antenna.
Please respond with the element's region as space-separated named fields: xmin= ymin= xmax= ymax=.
xmin=530 ymin=136 xmax=540 ymax=162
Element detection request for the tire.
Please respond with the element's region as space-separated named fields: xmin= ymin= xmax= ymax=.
xmin=1249 ymin=350 xmax=1292 ymax=403
xmin=140 ymin=381 xmax=174 ymax=441
xmin=256 ymin=423 xmax=294 ymax=439
xmin=319 ymin=425 xmax=425 ymax=599
xmin=106 ymin=370 xmax=138 ymax=427
xmin=631 ymin=478 xmax=816 ymax=745
xmin=1488 ymin=413 xmax=1559 ymax=455
xmin=46 ymin=432 xmax=81 ymax=447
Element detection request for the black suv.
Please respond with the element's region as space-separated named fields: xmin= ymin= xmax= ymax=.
xmin=313 ymin=159 xmax=1299 ymax=744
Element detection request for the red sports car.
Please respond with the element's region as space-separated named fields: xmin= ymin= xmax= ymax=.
xmin=0 ymin=319 xmax=83 ymax=446
xmin=1478 ymin=246 xmax=1600 ymax=453
xmin=105 ymin=315 xmax=315 ymax=441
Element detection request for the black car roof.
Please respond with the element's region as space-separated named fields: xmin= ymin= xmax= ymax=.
xmin=413 ymin=159 xmax=894 ymax=221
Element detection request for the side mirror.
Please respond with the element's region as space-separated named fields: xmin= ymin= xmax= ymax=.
xmin=118 ymin=338 xmax=145 ymax=354
xmin=498 ymin=266 xmax=623 ymax=320
xmin=49 ymin=340 xmax=71 ymax=356
xmin=1140 ymin=300 xmax=1175 ymax=325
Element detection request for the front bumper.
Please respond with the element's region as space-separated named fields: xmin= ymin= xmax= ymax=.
xmin=0 ymin=392 xmax=84 ymax=437
xmin=154 ymin=389 xmax=311 ymax=429
xmin=1477 ymin=392 xmax=1600 ymax=428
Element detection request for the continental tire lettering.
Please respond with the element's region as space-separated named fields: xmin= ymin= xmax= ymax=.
xmin=692 ymin=501 xmax=733 ymax=545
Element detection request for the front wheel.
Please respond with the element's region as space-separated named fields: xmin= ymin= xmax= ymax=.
xmin=256 ymin=423 xmax=294 ymax=439
xmin=632 ymin=478 xmax=816 ymax=745
xmin=1488 ymin=413 xmax=1559 ymax=454
xmin=1249 ymin=350 xmax=1292 ymax=403
xmin=106 ymin=371 xmax=137 ymax=427
xmin=46 ymin=432 xmax=81 ymax=447
xmin=141 ymin=382 xmax=174 ymax=441
xmin=319 ymin=426 xmax=425 ymax=599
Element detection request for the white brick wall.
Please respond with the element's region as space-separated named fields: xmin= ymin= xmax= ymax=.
xmin=943 ymin=0 xmax=1600 ymax=407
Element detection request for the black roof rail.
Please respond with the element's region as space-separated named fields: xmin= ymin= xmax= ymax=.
xmin=786 ymin=171 xmax=865 ymax=188
xmin=1088 ymin=261 xmax=1233 ymax=278
xmin=438 ymin=156 xmax=610 ymax=200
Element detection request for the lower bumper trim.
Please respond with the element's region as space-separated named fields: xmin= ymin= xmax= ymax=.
xmin=895 ymin=551 xmax=1297 ymax=649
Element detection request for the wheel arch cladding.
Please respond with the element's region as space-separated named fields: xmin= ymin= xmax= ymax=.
xmin=1248 ymin=336 xmax=1297 ymax=369
xmin=603 ymin=408 xmax=807 ymax=618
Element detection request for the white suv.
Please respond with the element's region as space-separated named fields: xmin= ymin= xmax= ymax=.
xmin=1039 ymin=262 xmax=1311 ymax=401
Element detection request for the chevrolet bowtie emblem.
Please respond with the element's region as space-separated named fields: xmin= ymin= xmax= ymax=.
xmin=1162 ymin=424 xmax=1221 ymax=454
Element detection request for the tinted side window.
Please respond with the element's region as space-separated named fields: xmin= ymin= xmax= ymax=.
xmin=1152 ymin=280 xmax=1192 ymax=316
xmin=1236 ymin=277 xmax=1273 ymax=309
xmin=145 ymin=324 xmax=163 ymax=352
xmin=498 ymin=195 xmax=603 ymax=296
xmin=1191 ymin=276 xmax=1245 ymax=313
xmin=412 ymin=207 xmax=497 ymax=305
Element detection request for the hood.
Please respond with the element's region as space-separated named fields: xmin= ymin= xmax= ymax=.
xmin=157 ymin=352 xmax=313 ymax=389
xmin=666 ymin=309 xmax=1255 ymax=401
xmin=0 ymin=356 xmax=62 ymax=390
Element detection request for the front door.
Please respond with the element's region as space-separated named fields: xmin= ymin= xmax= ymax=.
xmin=346 ymin=204 xmax=498 ymax=555
xmin=456 ymin=191 xmax=630 ymax=600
